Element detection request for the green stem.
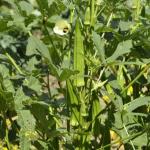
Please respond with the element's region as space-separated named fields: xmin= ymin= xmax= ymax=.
xmin=5 ymin=52 xmax=24 ymax=75
xmin=98 ymin=130 xmax=145 ymax=150
xmin=121 ymin=64 xmax=150 ymax=94
xmin=47 ymin=71 xmax=52 ymax=98
xmin=5 ymin=127 xmax=10 ymax=150
xmin=101 ymin=12 xmax=113 ymax=38
xmin=2 ymin=113 xmax=10 ymax=150
xmin=123 ymin=123 xmax=136 ymax=150
xmin=5 ymin=52 xmax=28 ymax=84
xmin=96 ymin=5 xmax=106 ymax=17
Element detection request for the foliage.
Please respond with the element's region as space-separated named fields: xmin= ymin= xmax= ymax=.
xmin=0 ymin=0 xmax=150 ymax=149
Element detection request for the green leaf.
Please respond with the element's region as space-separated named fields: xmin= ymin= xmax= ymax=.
xmin=0 ymin=90 xmax=14 ymax=112
xmin=35 ymin=0 xmax=49 ymax=15
xmin=19 ymin=129 xmax=31 ymax=150
xmin=18 ymin=110 xmax=36 ymax=150
xmin=59 ymin=68 xmax=79 ymax=81
xmin=119 ymin=21 xmax=133 ymax=31
xmin=15 ymin=90 xmax=36 ymax=129
xmin=132 ymin=132 xmax=148 ymax=146
xmin=26 ymin=56 xmax=39 ymax=72
xmin=23 ymin=76 xmax=42 ymax=94
xmin=92 ymin=31 xmax=105 ymax=63
xmin=26 ymin=36 xmax=38 ymax=55
xmin=19 ymin=1 xmax=33 ymax=16
xmin=37 ymin=140 xmax=48 ymax=150
xmin=0 ymin=20 xmax=8 ymax=32
xmin=14 ymin=88 xmax=36 ymax=149
xmin=14 ymin=88 xmax=29 ymax=110
xmin=30 ymin=102 xmax=56 ymax=134
xmin=0 ymin=64 xmax=14 ymax=92
xmin=17 ymin=110 xmax=36 ymax=131
xmin=48 ymin=15 xmax=62 ymax=23
xmin=107 ymin=40 xmax=132 ymax=62
xmin=48 ymin=63 xmax=59 ymax=79
xmin=0 ymin=75 xmax=14 ymax=112
xmin=124 ymin=96 xmax=150 ymax=112
xmin=27 ymin=36 xmax=51 ymax=61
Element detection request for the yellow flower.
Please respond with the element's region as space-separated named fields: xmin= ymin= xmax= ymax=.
xmin=102 ymin=95 xmax=110 ymax=103
xmin=127 ymin=86 xmax=133 ymax=96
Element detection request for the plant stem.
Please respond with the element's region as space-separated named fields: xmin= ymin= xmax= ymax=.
xmin=5 ymin=127 xmax=10 ymax=150
xmin=5 ymin=52 xmax=24 ymax=75
xmin=123 ymin=123 xmax=136 ymax=150
xmin=101 ymin=12 xmax=113 ymax=38
xmin=47 ymin=71 xmax=52 ymax=99
xmin=121 ymin=64 xmax=150 ymax=94
xmin=98 ymin=130 xmax=145 ymax=150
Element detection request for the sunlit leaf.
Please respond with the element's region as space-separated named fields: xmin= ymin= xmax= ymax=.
xmin=124 ymin=96 xmax=150 ymax=112
xmin=107 ymin=40 xmax=132 ymax=62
